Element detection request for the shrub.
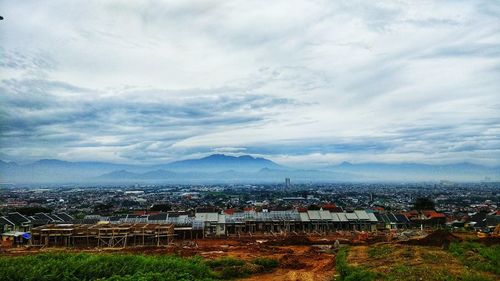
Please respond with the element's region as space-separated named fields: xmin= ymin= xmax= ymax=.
xmin=206 ymin=257 xmax=245 ymax=269
xmin=217 ymin=265 xmax=252 ymax=279
xmin=206 ymin=257 xmax=255 ymax=279
xmin=251 ymin=257 xmax=279 ymax=271
xmin=0 ymin=253 xmax=216 ymax=281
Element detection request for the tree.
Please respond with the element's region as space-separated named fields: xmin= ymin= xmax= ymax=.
xmin=150 ymin=204 xmax=171 ymax=212
xmin=308 ymin=204 xmax=321 ymax=210
xmin=413 ymin=197 xmax=435 ymax=210
xmin=13 ymin=207 xmax=52 ymax=216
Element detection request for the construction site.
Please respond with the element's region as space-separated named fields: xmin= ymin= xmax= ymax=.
xmin=3 ymin=228 xmax=498 ymax=281
xmin=2 ymin=210 xmax=499 ymax=281
xmin=30 ymin=223 xmax=174 ymax=248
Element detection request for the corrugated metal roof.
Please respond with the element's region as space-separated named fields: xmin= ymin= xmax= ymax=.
xmin=148 ymin=214 xmax=168 ymax=221
xmin=367 ymin=212 xmax=378 ymax=222
xmin=354 ymin=210 xmax=370 ymax=220
xmin=196 ymin=212 xmax=220 ymax=222
xmin=0 ymin=216 xmax=15 ymax=226
xmin=307 ymin=210 xmax=321 ymax=220
xmin=336 ymin=213 xmax=349 ymax=222
xmin=345 ymin=213 xmax=359 ymax=221
xmin=395 ymin=214 xmax=410 ymax=223
xmin=299 ymin=212 xmax=310 ymax=222
xmin=319 ymin=210 xmax=332 ymax=220
xmin=5 ymin=213 xmax=31 ymax=226
xmin=388 ymin=213 xmax=398 ymax=223
xmin=330 ymin=213 xmax=340 ymax=222
xmin=55 ymin=213 xmax=73 ymax=222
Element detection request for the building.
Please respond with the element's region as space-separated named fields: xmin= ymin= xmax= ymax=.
xmin=30 ymin=223 xmax=174 ymax=247
xmin=0 ymin=212 xmax=32 ymax=247
xmin=374 ymin=212 xmax=411 ymax=230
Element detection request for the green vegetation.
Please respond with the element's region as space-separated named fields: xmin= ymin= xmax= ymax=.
xmin=413 ymin=197 xmax=436 ymax=210
xmin=0 ymin=253 xmax=279 ymax=281
xmin=12 ymin=206 xmax=53 ymax=216
xmin=0 ymin=253 xmax=215 ymax=281
xmin=448 ymin=242 xmax=500 ymax=275
xmin=335 ymin=244 xmax=497 ymax=281
xmin=206 ymin=257 xmax=250 ymax=279
xmin=206 ymin=256 xmax=246 ymax=268
xmin=367 ymin=244 xmax=392 ymax=259
xmin=335 ymin=248 xmax=376 ymax=281
xmin=383 ymin=264 xmax=494 ymax=281
xmin=251 ymin=257 xmax=280 ymax=272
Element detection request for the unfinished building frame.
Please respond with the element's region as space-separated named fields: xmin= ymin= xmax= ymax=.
xmin=30 ymin=223 xmax=174 ymax=248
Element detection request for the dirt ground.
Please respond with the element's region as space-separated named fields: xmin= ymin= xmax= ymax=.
xmin=2 ymin=235 xmax=338 ymax=281
xmin=7 ymin=231 xmax=493 ymax=281
xmin=181 ymin=238 xmax=336 ymax=281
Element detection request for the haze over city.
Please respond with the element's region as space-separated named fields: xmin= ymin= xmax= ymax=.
xmin=1 ymin=0 xmax=499 ymax=172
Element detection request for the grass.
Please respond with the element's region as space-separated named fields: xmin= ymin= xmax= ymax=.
xmin=421 ymin=251 xmax=445 ymax=263
xmin=367 ymin=244 xmax=392 ymax=259
xmin=251 ymin=257 xmax=280 ymax=272
xmin=448 ymin=242 xmax=500 ymax=275
xmin=335 ymin=243 xmax=497 ymax=281
xmin=0 ymin=253 xmax=279 ymax=281
xmin=335 ymin=247 xmax=377 ymax=281
xmin=383 ymin=264 xmax=494 ymax=281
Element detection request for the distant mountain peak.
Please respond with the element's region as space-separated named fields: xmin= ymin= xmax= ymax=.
xmin=237 ymin=155 xmax=255 ymax=160
xmin=163 ymin=154 xmax=282 ymax=172
xmin=97 ymin=170 xmax=138 ymax=179
xmin=202 ymin=154 xmax=257 ymax=160
xmin=203 ymin=154 xmax=227 ymax=159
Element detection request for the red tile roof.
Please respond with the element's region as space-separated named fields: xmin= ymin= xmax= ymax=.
xmin=322 ymin=203 xmax=337 ymax=210
xmin=423 ymin=210 xmax=446 ymax=219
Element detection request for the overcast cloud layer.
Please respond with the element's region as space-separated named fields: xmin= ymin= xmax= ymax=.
xmin=1 ymin=0 xmax=499 ymax=167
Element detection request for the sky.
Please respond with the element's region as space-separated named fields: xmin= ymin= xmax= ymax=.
xmin=0 ymin=0 xmax=499 ymax=168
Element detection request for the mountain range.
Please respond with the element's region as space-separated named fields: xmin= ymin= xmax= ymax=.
xmin=0 ymin=154 xmax=499 ymax=184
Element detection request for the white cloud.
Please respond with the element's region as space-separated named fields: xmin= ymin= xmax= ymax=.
xmin=0 ymin=0 xmax=499 ymax=166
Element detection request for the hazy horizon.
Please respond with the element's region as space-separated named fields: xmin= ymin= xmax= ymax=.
xmin=1 ymin=153 xmax=498 ymax=184
xmin=2 ymin=153 xmax=500 ymax=168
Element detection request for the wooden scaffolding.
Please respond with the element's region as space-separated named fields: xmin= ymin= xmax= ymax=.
xmin=30 ymin=223 xmax=174 ymax=248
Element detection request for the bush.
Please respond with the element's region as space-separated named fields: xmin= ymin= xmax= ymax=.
xmin=251 ymin=257 xmax=279 ymax=271
xmin=206 ymin=257 xmax=245 ymax=269
xmin=0 ymin=253 xmax=216 ymax=281
xmin=217 ymin=265 xmax=252 ymax=279
xmin=207 ymin=257 xmax=254 ymax=279
xmin=0 ymin=253 xmax=278 ymax=281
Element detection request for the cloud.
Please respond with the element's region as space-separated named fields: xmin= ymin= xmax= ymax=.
xmin=0 ymin=0 xmax=499 ymax=166
xmin=0 ymin=77 xmax=297 ymax=163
